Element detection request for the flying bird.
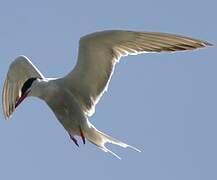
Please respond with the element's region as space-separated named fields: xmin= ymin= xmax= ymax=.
xmin=2 ymin=30 xmax=211 ymax=159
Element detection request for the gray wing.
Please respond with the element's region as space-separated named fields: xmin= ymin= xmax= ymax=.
xmin=2 ymin=55 xmax=44 ymax=119
xmin=63 ymin=30 xmax=211 ymax=116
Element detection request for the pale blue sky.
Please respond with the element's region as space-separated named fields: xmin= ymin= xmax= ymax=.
xmin=0 ymin=0 xmax=216 ymax=180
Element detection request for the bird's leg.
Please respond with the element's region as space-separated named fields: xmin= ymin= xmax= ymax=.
xmin=79 ymin=127 xmax=85 ymax=144
xmin=69 ymin=133 xmax=79 ymax=147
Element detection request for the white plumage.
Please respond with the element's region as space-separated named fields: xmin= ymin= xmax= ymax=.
xmin=2 ymin=30 xmax=211 ymax=159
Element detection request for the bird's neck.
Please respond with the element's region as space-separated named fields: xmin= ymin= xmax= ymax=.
xmin=29 ymin=78 xmax=53 ymax=101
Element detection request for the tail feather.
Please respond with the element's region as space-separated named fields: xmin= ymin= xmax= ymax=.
xmin=83 ymin=123 xmax=141 ymax=159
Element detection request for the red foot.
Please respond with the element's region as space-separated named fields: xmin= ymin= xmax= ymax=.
xmin=69 ymin=133 xmax=79 ymax=147
xmin=79 ymin=127 xmax=85 ymax=144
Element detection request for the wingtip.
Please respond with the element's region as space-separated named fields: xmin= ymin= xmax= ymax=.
xmin=204 ymin=41 xmax=213 ymax=47
xmin=4 ymin=113 xmax=11 ymax=120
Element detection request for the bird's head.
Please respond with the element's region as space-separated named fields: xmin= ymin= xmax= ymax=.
xmin=15 ymin=77 xmax=39 ymax=108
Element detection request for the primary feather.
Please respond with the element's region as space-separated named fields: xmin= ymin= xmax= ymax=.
xmin=65 ymin=30 xmax=210 ymax=116
xmin=2 ymin=56 xmax=44 ymax=118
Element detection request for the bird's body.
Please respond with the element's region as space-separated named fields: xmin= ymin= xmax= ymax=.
xmin=38 ymin=78 xmax=87 ymax=136
xmin=2 ymin=30 xmax=211 ymax=159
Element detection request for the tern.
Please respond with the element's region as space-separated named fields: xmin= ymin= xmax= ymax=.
xmin=2 ymin=30 xmax=211 ymax=159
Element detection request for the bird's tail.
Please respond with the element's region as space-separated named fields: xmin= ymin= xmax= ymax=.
xmin=83 ymin=122 xmax=141 ymax=159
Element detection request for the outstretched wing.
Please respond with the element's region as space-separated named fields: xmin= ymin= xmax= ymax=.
xmin=63 ymin=30 xmax=211 ymax=116
xmin=2 ymin=55 xmax=44 ymax=119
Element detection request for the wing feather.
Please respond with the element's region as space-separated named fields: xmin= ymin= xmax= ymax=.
xmin=2 ymin=56 xmax=44 ymax=119
xmin=62 ymin=30 xmax=211 ymax=116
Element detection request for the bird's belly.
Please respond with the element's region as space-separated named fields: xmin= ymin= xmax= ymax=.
xmin=45 ymin=90 xmax=86 ymax=136
xmin=51 ymin=105 xmax=80 ymax=134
